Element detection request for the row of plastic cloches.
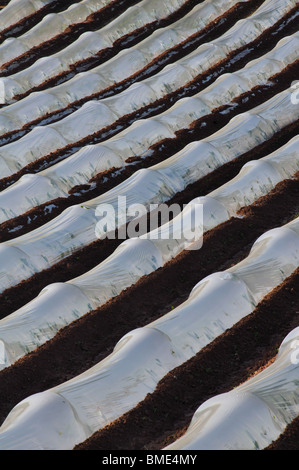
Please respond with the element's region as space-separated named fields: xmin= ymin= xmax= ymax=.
xmin=165 ymin=323 xmax=299 ymax=450
xmin=0 ymin=0 xmax=118 ymax=62
xmin=0 ymin=216 xmax=298 ymax=449
xmin=0 ymin=0 xmax=296 ymax=180
xmin=0 ymin=0 xmax=191 ymax=83
xmin=0 ymin=0 xmax=55 ymax=34
xmin=0 ymin=133 xmax=297 ymax=372
xmin=0 ymin=0 xmax=295 ymax=109
xmin=0 ymin=0 xmax=298 ymax=182
xmin=0 ymin=86 xmax=297 ymax=293
xmin=0 ymin=32 xmax=298 ymax=224
xmin=0 ymin=0 xmax=254 ymax=103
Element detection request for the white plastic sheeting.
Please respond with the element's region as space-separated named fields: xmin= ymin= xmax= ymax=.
xmin=147 ymin=136 xmax=299 ymax=263
xmin=0 ymin=0 xmax=247 ymax=103
xmin=207 ymin=147 xmax=299 ymax=217
xmin=0 ymin=0 xmax=54 ymax=34
xmin=0 ymin=0 xmax=191 ymax=96
xmin=0 ymin=33 xmax=297 ymax=222
xmin=165 ymin=324 xmax=299 ymax=450
xmin=0 ymin=0 xmax=296 ymax=174
xmin=0 ymin=0 xmax=294 ymax=105
xmin=0 ymin=0 xmax=252 ymax=127
xmin=0 ymin=86 xmax=297 ymax=293
xmin=150 ymin=217 xmax=299 ymax=361
xmin=0 ymin=217 xmax=298 ymax=449
xmin=0 ymin=135 xmax=297 ymax=369
xmin=0 ymin=1 xmax=115 ymax=66
xmin=0 ymin=238 xmax=163 ymax=369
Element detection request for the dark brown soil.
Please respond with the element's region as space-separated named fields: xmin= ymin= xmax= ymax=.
xmin=0 ymin=3 xmax=296 ymax=193
xmin=74 ymin=266 xmax=299 ymax=450
xmin=0 ymin=0 xmax=144 ymax=74
xmin=0 ymin=172 xmax=298 ymax=437
xmin=0 ymin=63 xmax=297 ymax=242
xmin=0 ymin=0 xmax=298 ymax=452
xmin=0 ymin=0 xmax=78 ymax=42
xmin=0 ymin=0 xmax=204 ymax=76
xmin=0 ymin=0 xmax=264 ymax=121
xmin=266 ymin=416 xmax=299 ymax=450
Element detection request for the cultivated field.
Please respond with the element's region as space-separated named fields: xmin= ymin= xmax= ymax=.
xmin=0 ymin=0 xmax=298 ymax=450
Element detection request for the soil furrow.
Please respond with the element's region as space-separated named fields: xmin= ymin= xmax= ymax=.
xmin=0 ymin=0 xmax=264 ymax=117
xmin=0 ymin=103 xmax=298 ymax=243
xmin=0 ymin=173 xmax=297 ymax=429
xmin=74 ymin=266 xmax=299 ymax=450
xmin=0 ymin=0 xmax=144 ymax=75
xmin=0 ymin=0 xmax=79 ymax=43
xmin=0 ymin=0 xmax=206 ymax=76
xmin=0 ymin=5 xmax=296 ymax=191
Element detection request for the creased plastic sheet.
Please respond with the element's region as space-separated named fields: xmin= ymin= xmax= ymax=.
xmin=0 ymin=218 xmax=298 ymax=450
xmin=0 ymin=0 xmax=190 ymax=94
xmin=0 ymin=238 xmax=163 ymax=369
xmin=0 ymin=6 xmax=296 ymax=177
xmin=0 ymin=0 xmax=113 ymax=66
xmin=0 ymin=135 xmax=297 ymax=370
xmin=0 ymin=84 xmax=296 ymax=228
xmin=0 ymin=36 xmax=298 ymax=221
xmin=0 ymin=87 xmax=297 ymax=293
xmin=0 ymin=0 xmax=54 ymax=33
xmin=0 ymin=0 xmax=293 ymax=106
xmin=142 ymin=136 xmax=299 ymax=264
xmin=0 ymin=0 xmax=253 ymax=126
xmin=229 ymin=226 xmax=299 ymax=304
xmin=165 ymin=324 xmax=299 ymax=450
xmin=208 ymin=158 xmax=291 ymax=217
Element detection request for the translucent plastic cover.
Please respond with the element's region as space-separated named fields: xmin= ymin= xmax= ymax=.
xmin=0 ymin=238 xmax=163 ymax=369
xmin=0 ymin=0 xmax=54 ymax=33
xmin=0 ymin=0 xmax=191 ymax=68
xmin=0 ymin=0 xmax=292 ymax=106
xmin=0 ymin=135 xmax=297 ymax=370
xmin=0 ymin=38 xmax=297 ymax=221
xmin=0 ymin=0 xmax=189 ymax=94
xmin=0 ymin=88 xmax=297 ymax=295
xmin=0 ymin=218 xmax=298 ymax=449
xmin=166 ymin=323 xmax=299 ymax=450
xmin=0 ymin=0 xmax=297 ymax=452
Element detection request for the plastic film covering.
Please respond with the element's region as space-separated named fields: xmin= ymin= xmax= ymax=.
xmin=165 ymin=324 xmax=299 ymax=450
xmin=0 ymin=219 xmax=298 ymax=449
xmin=0 ymin=327 xmax=182 ymax=449
xmin=0 ymin=0 xmax=54 ymax=34
xmin=0 ymin=0 xmax=290 ymax=105
xmin=0 ymin=0 xmax=192 ymax=97
xmin=0 ymin=17 xmax=296 ymax=180
xmin=0 ymin=238 xmax=163 ymax=369
xmin=0 ymin=37 xmax=297 ymax=221
xmin=0 ymin=136 xmax=297 ymax=368
xmin=207 ymin=151 xmax=296 ymax=216
xmin=142 ymin=195 xmax=226 ymax=262
xmin=149 ymin=135 xmax=299 ymax=263
xmin=0 ymin=1 xmax=113 ymax=66
xmin=228 ymin=225 xmax=299 ymax=304
xmin=0 ymin=86 xmax=297 ymax=292
xmin=0 ymin=0 xmax=252 ymax=127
